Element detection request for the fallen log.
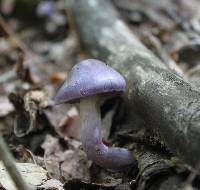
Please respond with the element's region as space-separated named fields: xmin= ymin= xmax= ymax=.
xmin=67 ymin=0 xmax=200 ymax=169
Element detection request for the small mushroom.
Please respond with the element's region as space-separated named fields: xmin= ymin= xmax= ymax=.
xmin=54 ymin=59 xmax=134 ymax=169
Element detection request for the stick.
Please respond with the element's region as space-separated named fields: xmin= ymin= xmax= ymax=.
xmin=0 ymin=135 xmax=29 ymax=190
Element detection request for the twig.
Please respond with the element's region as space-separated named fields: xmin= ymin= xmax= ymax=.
xmin=0 ymin=15 xmax=30 ymax=55
xmin=0 ymin=135 xmax=29 ymax=190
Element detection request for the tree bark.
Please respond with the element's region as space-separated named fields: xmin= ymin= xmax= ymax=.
xmin=67 ymin=0 xmax=200 ymax=169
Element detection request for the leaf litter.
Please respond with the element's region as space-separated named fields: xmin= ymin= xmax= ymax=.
xmin=0 ymin=0 xmax=200 ymax=189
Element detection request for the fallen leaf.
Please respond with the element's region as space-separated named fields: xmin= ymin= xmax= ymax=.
xmin=45 ymin=105 xmax=80 ymax=139
xmin=41 ymin=135 xmax=90 ymax=181
xmin=0 ymin=162 xmax=48 ymax=190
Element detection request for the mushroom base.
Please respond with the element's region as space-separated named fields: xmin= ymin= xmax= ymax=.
xmin=80 ymin=96 xmax=134 ymax=169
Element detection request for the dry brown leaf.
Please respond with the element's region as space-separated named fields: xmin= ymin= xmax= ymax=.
xmin=45 ymin=105 xmax=80 ymax=139
xmin=41 ymin=135 xmax=90 ymax=181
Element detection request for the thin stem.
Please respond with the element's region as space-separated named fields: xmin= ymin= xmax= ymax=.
xmin=80 ymin=96 xmax=134 ymax=169
xmin=0 ymin=135 xmax=29 ymax=190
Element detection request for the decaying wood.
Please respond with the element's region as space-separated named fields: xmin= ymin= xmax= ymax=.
xmin=68 ymin=0 xmax=200 ymax=169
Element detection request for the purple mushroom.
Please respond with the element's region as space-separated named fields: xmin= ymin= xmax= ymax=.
xmin=54 ymin=59 xmax=134 ymax=169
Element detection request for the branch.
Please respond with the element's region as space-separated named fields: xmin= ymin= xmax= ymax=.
xmin=0 ymin=135 xmax=29 ymax=190
xmin=68 ymin=0 xmax=200 ymax=169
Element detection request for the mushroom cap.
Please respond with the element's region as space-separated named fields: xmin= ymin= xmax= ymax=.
xmin=54 ymin=59 xmax=126 ymax=104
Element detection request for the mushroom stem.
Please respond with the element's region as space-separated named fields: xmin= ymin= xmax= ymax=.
xmin=80 ymin=96 xmax=134 ymax=169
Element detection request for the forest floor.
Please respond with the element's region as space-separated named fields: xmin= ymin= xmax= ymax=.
xmin=0 ymin=0 xmax=200 ymax=189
